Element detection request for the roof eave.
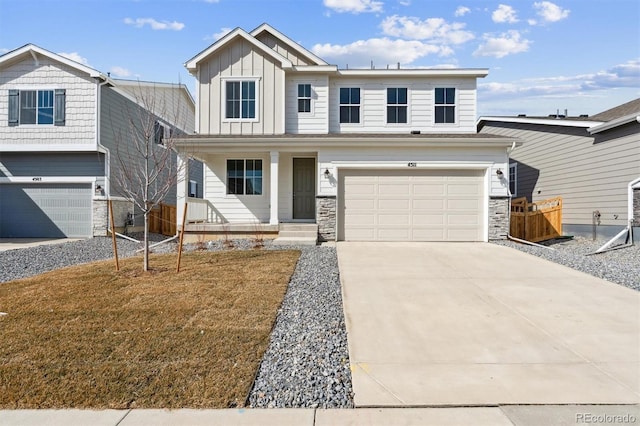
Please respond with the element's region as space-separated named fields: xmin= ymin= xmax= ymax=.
xmin=477 ymin=116 xmax=602 ymax=128
xmin=588 ymin=114 xmax=640 ymax=134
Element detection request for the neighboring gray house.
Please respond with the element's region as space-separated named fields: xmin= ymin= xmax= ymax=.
xmin=478 ymin=98 xmax=640 ymax=239
xmin=175 ymin=24 xmax=519 ymax=243
xmin=0 ymin=44 xmax=198 ymax=238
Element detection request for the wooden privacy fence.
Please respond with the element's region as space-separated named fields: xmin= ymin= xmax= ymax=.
xmin=149 ymin=204 xmax=177 ymax=236
xmin=510 ymin=196 xmax=562 ymax=242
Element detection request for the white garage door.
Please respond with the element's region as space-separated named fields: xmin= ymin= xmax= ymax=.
xmin=339 ymin=169 xmax=484 ymax=241
xmin=0 ymin=183 xmax=93 ymax=238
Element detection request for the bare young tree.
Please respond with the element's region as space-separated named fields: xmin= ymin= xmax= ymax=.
xmin=109 ymin=81 xmax=189 ymax=271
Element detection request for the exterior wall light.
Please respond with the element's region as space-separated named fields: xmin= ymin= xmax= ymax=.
xmin=324 ymin=169 xmax=331 ymax=178
xmin=496 ymin=169 xmax=503 ymax=177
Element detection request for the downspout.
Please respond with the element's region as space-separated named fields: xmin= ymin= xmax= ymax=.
xmin=589 ymin=176 xmax=640 ymax=254
xmin=96 ymin=78 xmax=111 ymax=197
xmin=503 ymin=141 xmax=554 ymax=250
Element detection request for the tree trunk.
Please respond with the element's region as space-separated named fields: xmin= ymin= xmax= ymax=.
xmin=143 ymin=210 xmax=149 ymax=271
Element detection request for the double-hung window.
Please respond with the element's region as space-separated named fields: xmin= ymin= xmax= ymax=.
xmin=225 ymin=80 xmax=256 ymax=119
xmin=339 ymin=87 xmax=360 ymax=124
xmin=8 ymin=89 xmax=66 ymax=126
xmin=227 ymin=159 xmax=263 ymax=195
xmin=298 ymin=83 xmax=312 ymax=113
xmin=434 ymin=87 xmax=456 ymax=124
xmin=387 ymin=88 xmax=407 ymax=124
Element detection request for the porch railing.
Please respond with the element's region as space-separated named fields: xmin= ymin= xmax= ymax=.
xmin=186 ymin=197 xmax=225 ymax=224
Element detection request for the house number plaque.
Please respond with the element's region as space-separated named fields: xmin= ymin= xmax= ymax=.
xmin=407 ymin=162 xmax=417 ymax=167
xmin=32 ymin=177 xmax=42 ymax=181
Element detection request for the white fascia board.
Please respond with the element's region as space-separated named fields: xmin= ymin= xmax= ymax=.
xmin=174 ymin=136 xmax=518 ymax=152
xmin=478 ymin=116 xmax=602 ymax=128
xmin=184 ymin=28 xmax=293 ymax=73
xmin=588 ymin=114 xmax=640 ymax=134
xmin=0 ymin=144 xmax=99 ymax=152
xmin=0 ymin=176 xmax=96 ymax=184
xmin=250 ymin=23 xmax=329 ymax=66
xmin=292 ymin=65 xmax=338 ymax=73
xmin=337 ymin=68 xmax=489 ymax=78
xmin=0 ymin=44 xmax=106 ymax=79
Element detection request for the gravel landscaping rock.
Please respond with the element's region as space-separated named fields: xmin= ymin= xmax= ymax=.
xmin=494 ymin=236 xmax=640 ymax=291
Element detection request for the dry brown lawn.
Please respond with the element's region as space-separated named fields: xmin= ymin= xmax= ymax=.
xmin=0 ymin=249 xmax=300 ymax=409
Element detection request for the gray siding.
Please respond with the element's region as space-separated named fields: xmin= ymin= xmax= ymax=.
xmin=0 ymin=152 xmax=104 ymax=177
xmin=100 ymin=86 xmax=178 ymax=205
xmin=479 ymin=121 xmax=640 ymax=228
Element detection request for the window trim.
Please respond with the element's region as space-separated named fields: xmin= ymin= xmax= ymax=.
xmin=221 ymin=77 xmax=260 ymax=122
xmin=509 ymin=162 xmax=517 ymax=196
xmin=434 ymin=87 xmax=457 ymax=125
xmin=188 ymin=180 xmax=198 ymax=198
xmin=386 ymin=87 xmax=409 ymax=125
xmin=226 ymin=158 xmax=264 ymax=197
xmin=297 ymin=83 xmax=313 ymax=115
xmin=339 ymin=86 xmax=361 ymax=125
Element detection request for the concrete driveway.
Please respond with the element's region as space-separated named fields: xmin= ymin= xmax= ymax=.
xmin=337 ymin=242 xmax=640 ymax=407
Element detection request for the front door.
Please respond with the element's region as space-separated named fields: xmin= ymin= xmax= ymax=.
xmin=293 ymin=158 xmax=316 ymax=220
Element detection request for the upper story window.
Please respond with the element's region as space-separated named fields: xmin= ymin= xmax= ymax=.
xmin=298 ymin=84 xmax=312 ymax=113
xmin=387 ymin=88 xmax=408 ymax=124
xmin=339 ymin=87 xmax=360 ymax=124
xmin=225 ymin=80 xmax=256 ymax=120
xmin=153 ymin=121 xmax=167 ymax=145
xmin=8 ymin=89 xmax=66 ymax=126
xmin=227 ymin=159 xmax=263 ymax=196
xmin=434 ymin=87 xmax=455 ymax=124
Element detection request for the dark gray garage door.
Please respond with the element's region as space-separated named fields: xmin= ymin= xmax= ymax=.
xmin=0 ymin=184 xmax=92 ymax=238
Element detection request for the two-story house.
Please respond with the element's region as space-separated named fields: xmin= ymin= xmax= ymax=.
xmin=0 ymin=44 xmax=198 ymax=238
xmin=175 ymin=24 xmax=519 ymax=242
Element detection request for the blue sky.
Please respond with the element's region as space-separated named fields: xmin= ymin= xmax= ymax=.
xmin=1 ymin=0 xmax=638 ymax=117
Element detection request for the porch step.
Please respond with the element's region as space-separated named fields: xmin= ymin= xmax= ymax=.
xmin=273 ymin=223 xmax=318 ymax=246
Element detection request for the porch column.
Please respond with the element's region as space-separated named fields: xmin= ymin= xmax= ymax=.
xmin=269 ymin=151 xmax=279 ymax=225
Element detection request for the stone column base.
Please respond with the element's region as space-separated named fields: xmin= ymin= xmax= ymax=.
xmin=488 ymin=196 xmax=510 ymax=240
xmin=316 ymin=195 xmax=337 ymax=242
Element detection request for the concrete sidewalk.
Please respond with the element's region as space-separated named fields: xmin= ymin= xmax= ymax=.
xmin=337 ymin=242 xmax=640 ymax=407
xmin=2 ymin=405 xmax=638 ymax=425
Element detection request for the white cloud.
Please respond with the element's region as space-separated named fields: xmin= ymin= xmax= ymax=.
xmin=58 ymin=52 xmax=91 ymax=66
xmin=381 ymin=15 xmax=474 ymax=45
xmin=0 ymin=48 xmax=9 ymax=54
xmin=323 ymin=0 xmax=383 ymax=14
xmin=492 ymin=4 xmax=519 ymax=24
xmin=473 ymin=30 xmax=530 ymax=58
xmin=203 ymin=0 xmax=220 ymax=2
xmin=123 ymin=17 xmax=184 ymax=31
xmin=532 ymin=1 xmax=570 ymax=24
xmin=454 ymin=6 xmax=470 ymax=17
xmin=399 ymin=0 xmax=411 ymax=5
xmin=205 ymin=27 xmax=232 ymax=41
xmin=109 ymin=66 xmax=132 ymax=78
xmin=312 ymin=38 xmax=452 ymax=68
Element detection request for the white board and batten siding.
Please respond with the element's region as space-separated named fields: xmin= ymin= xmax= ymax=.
xmin=479 ymin=122 xmax=640 ymax=227
xmin=328 ymin=77 xmax=478 ymax=134
xmin=254 ymin=33 xmax=312 ymax=66
xmin=0 ymin=57 xmax=97 ymax=150
xmin=197 ymin=38 xmax=285 ymax=136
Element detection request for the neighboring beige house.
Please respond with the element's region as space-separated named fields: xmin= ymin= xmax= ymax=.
xmin=0 ymin=44 xmax=197 ymax=238
xmin=478 ymin=98 xmax=640 ymax=239
xmin=175 ymin=24 xmax=519 ymax=242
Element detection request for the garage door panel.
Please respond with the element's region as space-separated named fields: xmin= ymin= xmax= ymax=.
xmin=412 ymin=214 xmax=445 ymax=225
xmin=341 ymin=169 xmax=484 ymax=242
xmin=412 ymin=184 xmax=445 ymax=195
xmin=379 ymin=183 xmax=410 ymax=196
xmin=378 ymin=214 xmax=410 ymax=225
xmin=447 ymin=198 xmax=482 ymax=210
